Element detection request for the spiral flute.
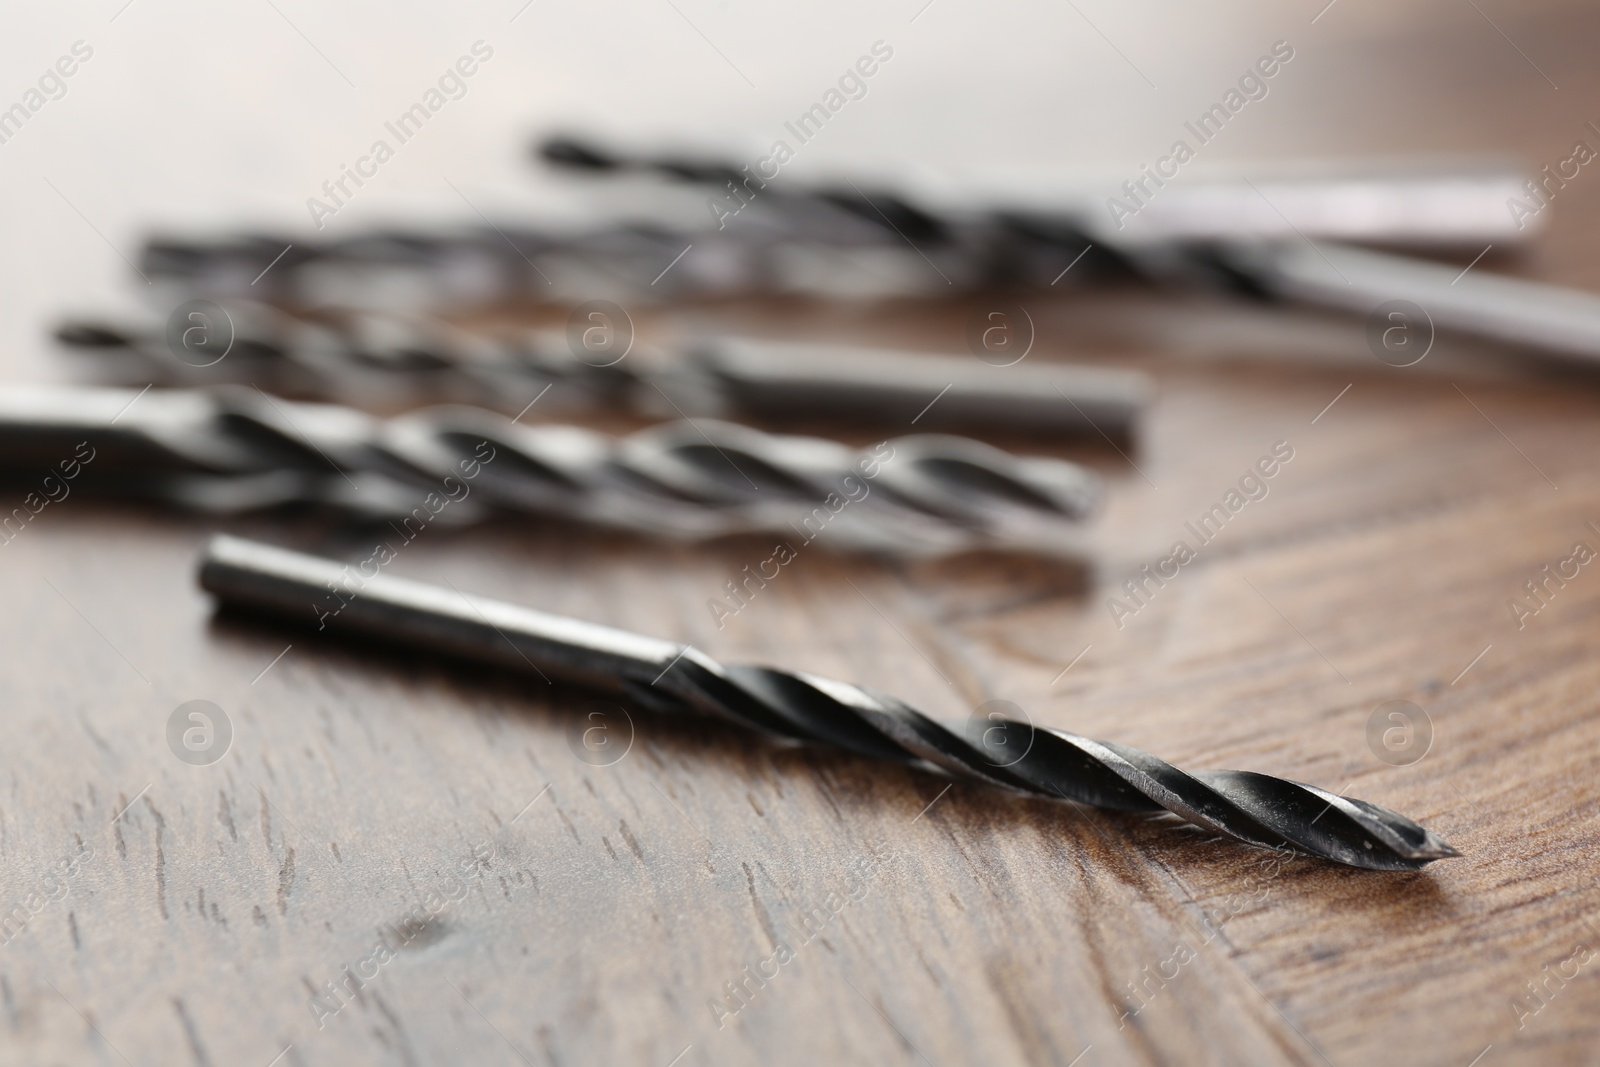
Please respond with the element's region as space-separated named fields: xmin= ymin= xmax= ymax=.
xmin=109 ymin=144 xmax=1528 ymax=310
xmin=0 ymin=384 xmax=1098 ymax=556
xmin=200 ymin=535 xmax=1460 ymax=871
xmin=55 ymin=303 xmax=1149 ymax=440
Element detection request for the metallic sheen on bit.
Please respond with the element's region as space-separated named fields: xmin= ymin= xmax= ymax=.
xmin=56 ymin=304 xmax=1150 ymax=440
xmin=199 ymin=535 xmax=1461 ymax=871
xmin=0 ymin=385 xmax=1100 ymax=557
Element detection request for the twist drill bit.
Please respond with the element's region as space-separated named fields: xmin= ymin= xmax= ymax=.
xmin=54 ymin=302 xmax=1150 ymax=440
xmin=535 ymin=134 xmax=1535 ymax=252
xmin=198 ymin=534 xmax=1460 ymax=871
xmin=0 ymin=385 xmax=1098 ymax=556
xmin=123 ymin=152 xmax=1530 ymax=308
xmin=111 ymin=152 xmax=1592 ymax=368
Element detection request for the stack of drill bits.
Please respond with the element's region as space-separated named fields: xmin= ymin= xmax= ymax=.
xmin=199 ymin=534 xmax=1460 ymax=871
xmin=0 ymin=385 xmax=1100 ymax=555
xmin=54 ymin=302 xmax=1151 ymax=441
xmin=537 ymin=136 xmax=1600 ymax=365
xmin=117 ymin=147 xmax=1053 ymax=307
xmin=120 ymin=141 xmax=1532 ymax=311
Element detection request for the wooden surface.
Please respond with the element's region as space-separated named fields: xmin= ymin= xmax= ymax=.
xmin=6 ymin=3 xmax=1600 ymax=1066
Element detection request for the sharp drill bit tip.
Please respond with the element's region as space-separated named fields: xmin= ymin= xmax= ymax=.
xmin=198 ymin=535 xmax=1460 ymax=871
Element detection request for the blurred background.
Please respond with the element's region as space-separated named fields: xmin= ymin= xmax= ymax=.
xmin=10 ymin=0 xmax=1600 ymax=585
xmin=5 ymin=0 xmax=1600 ymax=370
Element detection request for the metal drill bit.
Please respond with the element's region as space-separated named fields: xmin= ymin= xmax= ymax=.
xmin=533 ymin=137 xmax=1600 ymax=366
xmin=663 ymin=336 xmax=1146 ymax=440
xmin=116 ymin=146 xmax=1585 ymax=374
xmin=0 ymin=384 xmax=1099 ymax=556
xmin=55 ymin=303 xmax=1151 ymax=441
xmin=1216 ymin=240 xmax=1600 ymax=370
xmin=539 ymin=134 xmax=1536 ymax=251
xmin=118 ymin=141 xmax=1532 ymax=309
xmin=198 ymin=534 xmax=1460 ymax=871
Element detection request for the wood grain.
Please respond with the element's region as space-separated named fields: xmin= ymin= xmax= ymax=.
xmin=6 ymin=4 xmax=1600 ymax=1066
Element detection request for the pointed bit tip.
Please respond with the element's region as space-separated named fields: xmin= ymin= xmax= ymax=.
xmin=1407 ymin=830 xmax=1463 ymax=862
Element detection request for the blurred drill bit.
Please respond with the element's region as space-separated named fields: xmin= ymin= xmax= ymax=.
xmin=55 ymin=301 xmax=1151 ymax=441
xmin=0 ymin=384 xmax=1100 ymax=557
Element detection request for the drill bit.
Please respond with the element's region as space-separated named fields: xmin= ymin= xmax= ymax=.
xmin=536 ymin=133 xmax=1534 ymax=252
xmin=0 ymin=384 xmax=1099 ymax=556
xmin=55 ymin=302 xmax=1150 ymax=441
xmin=106 ymin=148 xmax=1591 ymax=370
xmin=198 ymin=534 xmax=1460 ymax=871
xmin=122 ymin=152 xmax=1530 ymax=308
xmin=537 ymin=137 xmax=1600 ymax=366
